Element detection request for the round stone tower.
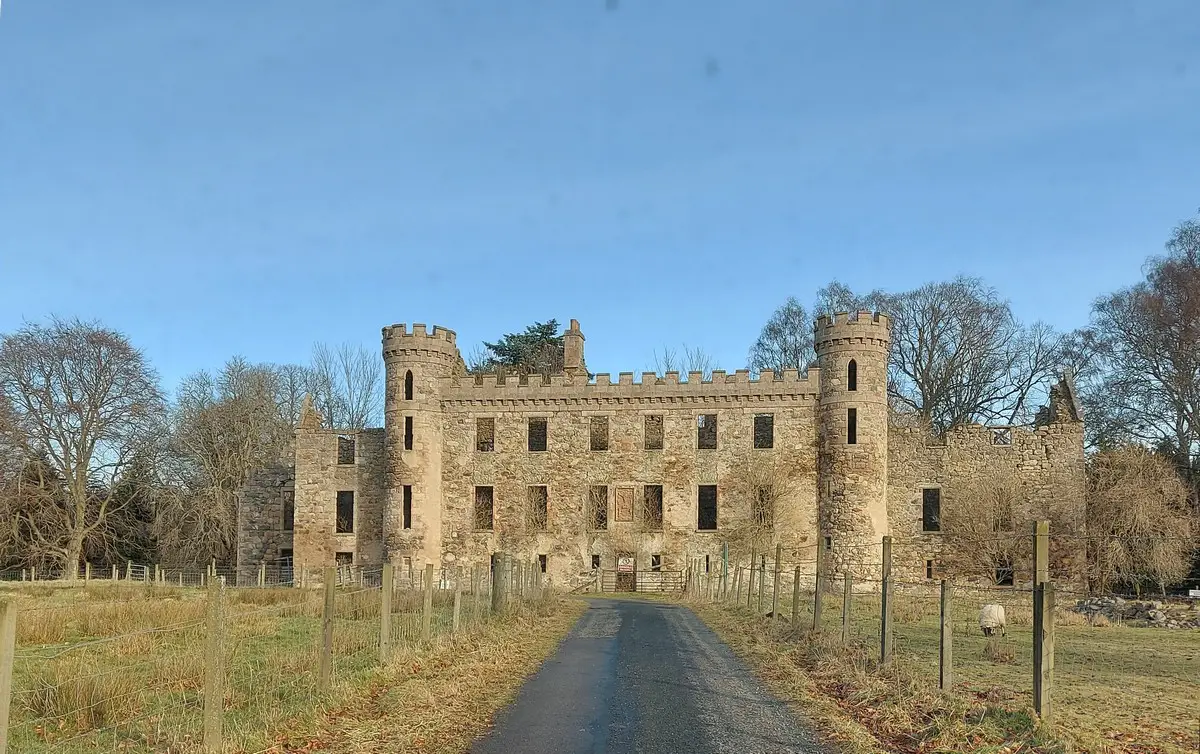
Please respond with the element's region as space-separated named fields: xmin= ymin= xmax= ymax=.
xmin=814 ymin=311 xmax=891 ymax=578
xmin=381 ymin=323 xmax=459 ymax=567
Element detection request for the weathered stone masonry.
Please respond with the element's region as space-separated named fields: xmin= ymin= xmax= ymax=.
xmin=235 ymin=313 xmax=1087 ymax=589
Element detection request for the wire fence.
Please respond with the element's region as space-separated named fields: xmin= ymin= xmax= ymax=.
xmin=0 ymin=556 xmax=552 ymax=754
xmin=681 ymin=527 xmax=1200 ymax=754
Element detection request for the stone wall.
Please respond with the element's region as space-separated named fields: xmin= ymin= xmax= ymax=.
xmin=292 ymin=427 xmax=386 ymax=569
xmin=235 ymin=463 xmax=294 ymax=583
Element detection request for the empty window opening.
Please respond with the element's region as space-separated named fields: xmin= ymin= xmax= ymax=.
xmin=402 ymin=485 xmax=412 ymax=530
xmin=991 ymin=427 xmax=1012 ymax=446
xmin=697 ymin=414 xmax=718 ymax=450
xmin=589 ymin=486 xmax=608 ymax=531
xmin=528 ymin=485 xmax=548 ymax=530
xmin=476 ymin=417 xmax=495 ymax=452
xmin=404 ymin=370 xmax=414 ymax=401
xmin=922 ymin=488 xmax=941 ymax=532
xmin=753 ymin=414 xmax=774 ymax=449
xmin=847 ymin=408 xmax=857 ymax=445
xmin=824 ymin=535 xmax=832 ymax=551
xmin=644 ymin=414 xmax=664 ymax=450
xmin=282 ymin=490 xmax=295 ymax=531
xmin=705 ymin=555 xmax=711 ymax=573
xmin=651 ymin=554 xmax=662 ymax=571
xmin=697 ymin=485 xmax=718 ymax=530
xmin=474 ymin=486 xmax=494 ymax=530
xmin=335 ymin=552 xmax=354 ymax=566
xmin=538 ymin=554 xmax=547 ymax=573
xmin=404 ymin=416 xmax=414 ymax=450
xmin=994 ymin=556 xmax=1015 ymax=586
xmin=280 ymin=548 xmax=293 ymax=565
xmin=643 ymin=485 xmax=664 ymax=530
xmin=590 ymin=415 xmax=610 ymax=451
xmin=847 ymin=360 xmax=857 ymax=392
xmin=925 ymin=559 xmax=934 ymax=580
xmin=335 ymin=491 xmax=355 ymax=533
xmin=591 ymin=554 xmax=601 ymax=570
xmin=753 ymin=486 xmax=774 ymax=528
xmin=337 ymin=435 xmax=355 ymax=465
xmin=528 ymin=417 xmax=548 ymax=452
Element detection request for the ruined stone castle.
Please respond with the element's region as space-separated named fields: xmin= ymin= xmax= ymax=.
xmin=236 ymin=313 xmax=1086 ymax=589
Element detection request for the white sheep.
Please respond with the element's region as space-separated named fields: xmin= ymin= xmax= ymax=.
xmin=979 ymin=604 xmax=1006 ymax=637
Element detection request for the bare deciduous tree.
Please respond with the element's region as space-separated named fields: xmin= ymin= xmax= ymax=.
xmin=650 ymin=344 xmax=716 ymax=380
xmin=939 ymin=467 xmax=1029 ymax=585
xmin=747 ymin=297 xmax=814 ymax=376
xmin=1087 ymin=446 xmax=1197 ymax=595
xmin=307 ymin=342 xmax=383 ymax=429
xmin=0 ymin=317 xmax=165 ymax=577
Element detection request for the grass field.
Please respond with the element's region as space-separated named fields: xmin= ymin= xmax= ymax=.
xmin=1 ymin=578 xmax=533 ymax=753
xmin=692 ymin=580 xmax=1200 ymax=754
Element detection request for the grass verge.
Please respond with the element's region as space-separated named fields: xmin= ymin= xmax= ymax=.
xmin=267 ymin=597 xmax=587 ymax=754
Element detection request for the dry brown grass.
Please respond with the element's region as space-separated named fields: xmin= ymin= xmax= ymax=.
xmin=267 ymin=598 xmax=587 ymax=754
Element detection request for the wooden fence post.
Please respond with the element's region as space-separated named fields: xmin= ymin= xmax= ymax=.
xmin=422 ymin=562 xmax=435 ymax=641
xmin=0 ymin=599 xmax=17 ymax=754
xmin=203 ymin=576 xmax=225 ymax=753
xmin=770 ymin=544 xmax=782 ymax=621
xmin=111 ymin=564 xmax=117 ymax=581
xmin=747 ymin=547 xmax=756 ymax=608
xmin=471 ymin=565 xmax=482 ymax=623
xmin=258 ymin=562 xmax=266 ymax=588
xmin=841 ymin=571 xmax=852 ymax=645
xmin=1034 ymin=581 xmax=1056 ymax=720
xmin=453 ymin=567 xmax=463 ymax=634
xmin=791 ymin=566 xmax=802 ymax=626
xmin=813 ymin=542 xmax=825 ymax=632
xmin=939 ymin=580 xmax=953 ymax=692
xmin=880 ymin=536 xmax=893 ymax=666
xmin=757 ymin=555 xmax=767 ymax=614
xmin=319 ymin=568 xmax=335 ymax=691
xmin=1033 ymin=520 xmax=1049 ymax=586
xmin=380 ymin=564 xmax=393 ymax=664
xmin=492 ymin=554 xmax=510 ymax=613
xmin=84 ymin=562 xmax=92 ymax=582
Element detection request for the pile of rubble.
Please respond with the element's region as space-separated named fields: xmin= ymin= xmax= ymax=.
xmin=1073 ymin=596 xmax=1200 ymax=629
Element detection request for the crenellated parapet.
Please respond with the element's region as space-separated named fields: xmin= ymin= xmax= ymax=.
xmin=814 ymin=311 xmax=891 ymax=355
xmin=382 ymin=323 xmax=460 ymax=368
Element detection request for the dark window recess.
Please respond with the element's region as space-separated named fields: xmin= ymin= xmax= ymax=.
xmin=643 ymin=485 xmax=664 ymax=530
xmin=528 ymin=485 xmax=548 ymax=530
xmin=697 ymin=414 xmax=717 ymax=449
xmin=591 ymin=554 xmax=601 ymax=570
xmin=335 ymin=491 xmax=355 ymax=533
xmin=994 ymin=556 xmax=1015 ymax=586
xmin=402 ymin=485 xmax=412 ymax=530
xmin=538 ymin=554 xmax=548 ymax=573
xmin=590 ymin=416 xmax=609 ymax=451
xmin=752 ymin=486 xmax=773 ymax=527
xmin=697 ymin=485 xmax=718 ymax=530
xmin=476 ymin=417 xmax=495 ymax=452
xmin=528 ymin=417 xmax=548 ymax=451
xmin=705 ymin=555 xmax=711 ymax=573
xmin=404 ymin=416 xmax=414 ymax=450
xmin=474 ymin=486 xmax=494 ymax=530
xmin=925 ymin=559 xmax=935 ymax=579
xmin=337 ymin=435 xmax=355 ymax=465
xmin=847 ymin=408 xmax=857 ymax=445
xmin=847 ymin=359 xmax=857 ymax=392
xmin=824 ymin=535 xmax=832 ymax=551
xmin=404 ymin=370 xmax=414 ymax=400
xmin=753 ymin=414 xmax=774 ymax=449
xmin=922 ymin=488 xmax=942 ymax=532
xmin=651 ymin=554 xmax=662 ymax=571
xmin=644 ymin=414 xmax=664 ymax=450
xmin=589 ymin=486 xmax=608 ymax=530
xmin=280 ymin=548 xmax=293 ymax=565
xmin=282 ymin=490 xmax=295 ymax=530
xmin=335 ymin=552 xmax=354 ymax=566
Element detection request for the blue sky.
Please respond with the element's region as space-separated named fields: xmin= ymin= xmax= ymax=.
xmin=1 ymin=1 xmax=1198 ymax=390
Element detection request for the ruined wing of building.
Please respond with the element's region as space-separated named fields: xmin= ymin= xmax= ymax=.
xmin=236 ymin=314 xmax=1086 ymax=588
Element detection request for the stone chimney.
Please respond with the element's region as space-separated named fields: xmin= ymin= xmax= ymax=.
xmin=563 ymin=319 xmax=586 ymax=377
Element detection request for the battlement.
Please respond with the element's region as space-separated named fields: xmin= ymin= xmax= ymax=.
xmin=444 ymin=367 xmax=822 ymax=403
xmin=384 ymin=324 xmax=458 ymax=360
xmin=814 ymin=311 xmax=890 ymax=352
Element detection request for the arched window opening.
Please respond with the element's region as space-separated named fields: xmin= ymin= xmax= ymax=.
xmin=847 ymin=360 xmax=857 ymax=392
xmin=404 ymin=370 xmax=414 ymax=401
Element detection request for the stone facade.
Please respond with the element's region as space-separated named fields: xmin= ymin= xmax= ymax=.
xmin=235 ymin=313 xmax=1087 ymax=590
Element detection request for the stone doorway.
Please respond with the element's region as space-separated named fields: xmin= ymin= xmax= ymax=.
xmin=616 ymin=553 xmax=636 ymax=591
